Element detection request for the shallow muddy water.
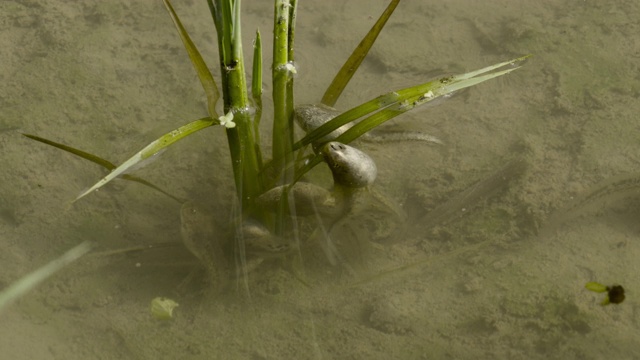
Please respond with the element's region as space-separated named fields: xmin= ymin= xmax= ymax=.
xmin=1 ymin=0 xmax=639 ymax=359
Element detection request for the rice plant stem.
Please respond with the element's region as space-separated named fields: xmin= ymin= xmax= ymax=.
xmin=271 ymin=0 xmax=296 ymax=167
xmin=251 ymin=30 xmax=264 ymax=169
xmin=210 ymin=0 xmax=264 ymax=211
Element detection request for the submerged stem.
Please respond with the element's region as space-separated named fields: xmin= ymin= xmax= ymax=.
xmin=271 ymin=0 xmax=296 ymax=169
xmin=210 ymin=0 xmax=264 ymax=213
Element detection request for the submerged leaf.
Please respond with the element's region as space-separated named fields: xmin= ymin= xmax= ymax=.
xmin=23 ymin=133 xmax=117 ymax=170
xmin=23 ymin=134 xmax=183 ymax=202
xmin=75 ymin=117 xmax=216 ymax=202
xmin=150 ymin=297 xmax=179 ymax=320
xmin=0 ymin=242 xmax=92 ymax=313
xmin=585 ymin=282 xmax=608 ymax=293
xmin=298 ymin=55 xmax=531 ymax=149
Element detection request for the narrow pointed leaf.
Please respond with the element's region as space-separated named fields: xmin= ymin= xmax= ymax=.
xmin=23 ymin=133 xmax=118 ymax=170
xmin=336 ymin=68 xmax=524 ymax=144
xmin=293 ymin=92 xmax=400 ymax=150
xmin=321 ymin=0 xmax=400 ymax=107
xmin=23 ymin=134 xmax=183 ymax=202
xmin=299 ymin=55 xmax=531 ymax=149
xmin=291 ymin=55 xmax=530 ymax=182
xmin=251 ymin=30 xmax=264 ymax=167
xmin=75 ymin=117 xmax=216 ymax=201
xmin=251 ymin=30 xmax=263 ymax=116
xmin=163 ymin=0 xmax=220 ymax=118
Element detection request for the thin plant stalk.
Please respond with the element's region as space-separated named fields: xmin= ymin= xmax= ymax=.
xmin=251 ymin=30 xmax=264 ymax=170
xmin=270 ymin=0 xmax=297 ymax=235
xmin=209 ymin=0 xmax=264 ymax=213
xmin=271 ymin=0 xmax=296 ymax=169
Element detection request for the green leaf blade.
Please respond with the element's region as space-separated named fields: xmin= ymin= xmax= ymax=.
xmin=163 ymin=0 xmax=220 ymax=118
xmin=74 ymin=117 xmax=215 ymax=201
xmin=299 ymin=55 xmax=531 ymax=148
xmin=321 ymin=0 xmax=400 ymax=107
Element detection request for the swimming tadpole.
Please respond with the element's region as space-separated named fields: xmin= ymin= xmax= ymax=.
xmin=585 ymin=282 xmax=625 ymax=306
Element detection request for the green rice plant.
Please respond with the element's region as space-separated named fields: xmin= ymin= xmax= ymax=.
xmin=25 ymin=0 xmax=529 ymax=266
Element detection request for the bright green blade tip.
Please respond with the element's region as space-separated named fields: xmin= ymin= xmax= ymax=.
xmin=585 ymin=281 xmax=608 ymax=293
xmin=302 ymin=54 xmax=531 ymax=149
xmin=163 ymin=0 xmax=220 ymax=118
xmin=321 ymin=0 xmax=400 ymax=106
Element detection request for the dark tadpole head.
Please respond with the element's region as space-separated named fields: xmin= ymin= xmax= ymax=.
xmin=606 ymin=285 xmax=625 ymax=305
xmin=321 ymin=141 xmax=377 ymax=188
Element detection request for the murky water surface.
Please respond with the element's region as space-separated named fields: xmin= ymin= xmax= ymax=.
xmin=1 ymin=1 xmax=639 ymax=358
